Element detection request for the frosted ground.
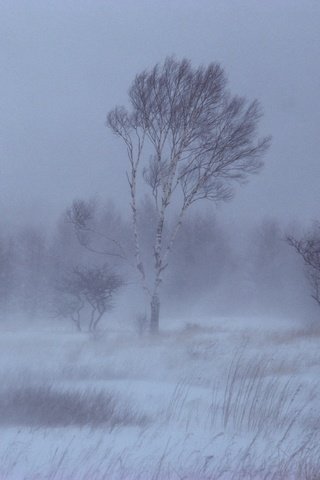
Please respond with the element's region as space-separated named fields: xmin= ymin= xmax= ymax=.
xmin=0 ymin=313 xmax=319 ymax=479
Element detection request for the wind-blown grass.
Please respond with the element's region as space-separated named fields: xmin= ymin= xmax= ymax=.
xmin=0 ymin=386 xmax=148 ymax=428
xmin=0 ymin=320 xmax=319 ymax=478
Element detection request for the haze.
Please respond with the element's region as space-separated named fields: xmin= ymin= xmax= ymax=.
xmin=1 ymin=3 xmax=320 ymax=478
xmin=1 ymin=0 xmax=319 ymax=228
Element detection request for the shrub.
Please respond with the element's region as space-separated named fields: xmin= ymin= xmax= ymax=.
xmin=0 ymin=385 xmax=147 ymax=428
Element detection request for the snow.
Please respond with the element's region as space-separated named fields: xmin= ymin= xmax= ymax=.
xmin=0 ymin=314 xmax=319 ymax=478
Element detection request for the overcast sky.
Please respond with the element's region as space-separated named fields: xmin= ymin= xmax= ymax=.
xmin=1 ymin=0 xmax=320 ymax=228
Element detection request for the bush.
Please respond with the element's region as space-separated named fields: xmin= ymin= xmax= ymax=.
xmin=0 ymin=385 xmax=148 ymax=428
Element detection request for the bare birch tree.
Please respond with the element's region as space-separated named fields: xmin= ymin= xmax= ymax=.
xmin=107 ymin=57 xmax=270 ymax=333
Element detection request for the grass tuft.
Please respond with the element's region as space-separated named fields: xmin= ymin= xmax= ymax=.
xmin=0 ymin=385 xmax=148 ymax=428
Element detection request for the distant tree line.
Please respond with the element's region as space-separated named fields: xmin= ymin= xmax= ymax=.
xmin=4 ymin=57 xmax=319 ymax=332
xmin=0 ymin=198 xmax=312 ymax=331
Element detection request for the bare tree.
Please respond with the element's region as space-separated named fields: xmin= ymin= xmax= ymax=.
xmin=287 ymin=226 xmax=320 ymax=307
xmin=54 ymin=264 xmax=123 ymax=332
xmin=107 ymin=57 xmax=270 ymax=333
xmin=67 ymin=199 xmax=128 ymax=262
xmin=74 ymin=264 xmax=123 ymax=332
xmin=52 ymin=292 xmax=84 ymax=331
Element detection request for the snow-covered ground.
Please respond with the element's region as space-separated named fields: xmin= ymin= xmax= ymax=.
xmin=0 ymin=314 xmax=319 ymax=479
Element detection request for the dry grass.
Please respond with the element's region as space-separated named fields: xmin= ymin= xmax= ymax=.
xmin=261 ymin=326 xmax=320 ymax=345
xmin=221 ymin=356 xmax=306 ymax=437
xmin=0 ymin=385 xmax=148 ymax=428
xmin=0 ymin=322 xmax=319 ymax=478
xmin=1 ymin=431 xmax=319 ymax=479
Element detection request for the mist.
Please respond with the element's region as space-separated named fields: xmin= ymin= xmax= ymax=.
xmin=0 ymin=201 xmax=315 ymax=328
xmin=1 ymin=0 xmax=320 ymax=228
xmin=1 ymin=1 xmax=320 ymax=478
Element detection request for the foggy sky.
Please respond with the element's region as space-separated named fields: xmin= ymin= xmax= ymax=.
xmin=1 ymin=0 xmax=320 ymax=228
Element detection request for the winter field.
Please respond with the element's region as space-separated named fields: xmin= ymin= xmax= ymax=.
xmin=0 ymin=314 xmax=319 ymax=479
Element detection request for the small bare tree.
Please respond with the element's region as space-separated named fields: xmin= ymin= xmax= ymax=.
xmin=73 ymin=264 xmax=123 ymax=332
xmin=52 ymin=292 xmax=84 ymax=331
xmin=287 ymin=227 xmax=320 ymax=307
xmin=67 ymin=199 xmax=128 ymax=261
xmin=107 ymin=57 xmax=270 ymax=333
xmin=54 ymin=264 xmax=123 ymax=332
